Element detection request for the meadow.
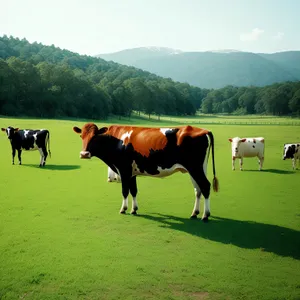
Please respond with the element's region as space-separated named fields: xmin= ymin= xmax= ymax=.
xmin=0 ymin=115 xmax=299 ymax=300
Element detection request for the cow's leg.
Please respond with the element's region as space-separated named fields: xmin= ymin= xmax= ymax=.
xmin=129 ymin=176 xmax=138 ymax=215
xmin=17 ymin=149 xmax=22 ymax=165
xmin=292 ymin=158 xmax=296 ymax=170
xmin=120 ymin=176 xmax=130 ymax=214
xmin=190 ymin=176 xmax=201 ymax=218
xmin=41 ymin=146 xmax=48 ymax=166
xmin=240 ymin=157 xmax=243 ymax=171
xmin=232 ymin=157 xmax=236 ymax=170
xmin=189 ymin=169 xmax=211 ymax=221
xmin=38 ymin=148 xmax=44 ymax=167
xmin=12 ymin=148 xmax=16 ymax=165
xmin=258 ymin=156 xmax=264 ymax=171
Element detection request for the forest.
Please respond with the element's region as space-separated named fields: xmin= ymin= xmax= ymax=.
xmin=0 ymin=35 xmax=300 ymax=119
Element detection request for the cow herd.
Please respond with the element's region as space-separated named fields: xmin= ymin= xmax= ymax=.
xmin=1 ymin=124 xmax=299 ymax=220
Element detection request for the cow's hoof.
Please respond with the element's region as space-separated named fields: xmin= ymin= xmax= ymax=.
xmin=194 ymin=210 xmax=200 ymax=215
xmin=190 ymin=215 xmax=198 ymax=219
xmin=201 ymin=216 xmax=209 ymax=222
xmin=130 ymin=210 xmax=138 ymax=215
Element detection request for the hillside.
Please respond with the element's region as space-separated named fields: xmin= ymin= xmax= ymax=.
xmin=96 ymin=48 xmax=300 ymax=89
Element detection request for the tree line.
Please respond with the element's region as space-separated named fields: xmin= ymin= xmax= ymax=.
xmin=0 ymin=35 xmax=300 ymax=119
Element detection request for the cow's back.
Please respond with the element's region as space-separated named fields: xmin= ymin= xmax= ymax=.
xmin=239 ymin=138 xmax=265 ymax=158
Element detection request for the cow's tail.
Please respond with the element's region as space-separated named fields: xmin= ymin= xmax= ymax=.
xmin=47 ymin=131 xmax=51 ymax=158
xmin=208 ymin=131 xmax=219 ymax=192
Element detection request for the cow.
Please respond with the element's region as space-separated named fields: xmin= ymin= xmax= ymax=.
xmin=73 ymin=123 xmax=219 ymax=220
xmin=108 ymin=167 xmax=121 ymax=182
xmin=283 ymin=143 xmax=300 ymax=170
xmin=1 ymin=126 xmax=51 ymax=167
xmin=228 ymin=137 xmax=265 ymax=171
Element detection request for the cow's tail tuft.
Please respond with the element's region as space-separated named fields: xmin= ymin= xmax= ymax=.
xmin=47 ymin=131 xmax=51 ymax=158
xmin=208 ymin=131 xmax=219 ymax=192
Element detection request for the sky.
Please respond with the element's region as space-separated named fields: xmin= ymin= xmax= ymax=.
xmin=1 ymin=0 xmax=300 ymax=56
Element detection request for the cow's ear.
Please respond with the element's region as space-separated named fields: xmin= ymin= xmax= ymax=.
xmin=228 ymin=138 xmax=233 ymax=142
xmin=73 ymin=126 xmax=82 ymax=134
xmin=1 ymin=128 xmax=6 ymax=132
xmin=15 ymin=128 xmax=19 ymax=132
xmin=260 ymin=139 xmax=264 ymax=143
xmin=98 ymin=127 xmax=108 ymax=134
xmin=241 ymin=138 xmax=247 ymax=142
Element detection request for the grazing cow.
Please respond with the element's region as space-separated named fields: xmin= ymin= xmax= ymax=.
xmin=73 ymin=123 xmax=219 ymax=220
xmin=108 ymin=167 xmax=121 ymax=182
xmin=283 ymin=143 xmax=300 ymax=170
xmin=229 ymin=137 xmax=265 ymax=171
xmin=1 ymin=126 xmax=51 ymax=167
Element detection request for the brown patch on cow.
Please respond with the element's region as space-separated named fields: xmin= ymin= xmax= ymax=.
xmin=106 ymin=125 xmax=168 ymax=157
xmin=76 ymin=123 xmax=99 ymax=151
xmin=176 ymin=125 xmax=209 ymax=146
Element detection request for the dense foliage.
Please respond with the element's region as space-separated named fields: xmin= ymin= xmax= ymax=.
xmin=0 ymin=36 xmax=208 ymax=119
xmin=0 ymin=35 xmax=300 ymax=119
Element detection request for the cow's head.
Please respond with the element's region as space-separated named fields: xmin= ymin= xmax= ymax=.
xmin=73 ymin=123 xmax=108 ymax=159
xmin=1 ymin=126 xmax=19 ymax=140
xmin=228 ymin=137 xmax=246 ymax=157
xmin=283 ymin=144 xmax=298 ymax=160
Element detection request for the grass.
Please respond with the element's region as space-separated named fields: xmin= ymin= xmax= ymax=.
xmin=0 ymin=116 xmax=300 ymax=300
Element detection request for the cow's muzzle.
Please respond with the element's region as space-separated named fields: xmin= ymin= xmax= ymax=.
xmin=283 ymin=156 xmax=286 ymax=160
xmin=80 ymin=151 xmax=91 ymax=159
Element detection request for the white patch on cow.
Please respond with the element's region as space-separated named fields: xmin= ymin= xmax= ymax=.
xmin=132 ymin=196 xmax=138 ymax=213
xmin=120 ymin=130 xmax=133 ymax=145
xmin=33 ymin=133 xmax=38 ymax=140
xmin=7 ymin=128 xmax=11 ymax=137
xmin=132 ymin=160 xmax=187 ymax=177
xmin=107 ymin=167 xmax=121 ymax=182
xmin=24 ymin=130 xmax=30 ymax=138
xmin=229 ymin=137 xmax=265 ymax=171
xmin=160 ymin=128 xmax=172 ymax=136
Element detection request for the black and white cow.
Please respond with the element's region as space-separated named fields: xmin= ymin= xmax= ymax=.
xmin=1 ymin=126 xmax=51 ymax=167
xmin=73 ymin=123 xmax=219 ymax=220
xmin=283 ymin=143 xmax=300 ymax=170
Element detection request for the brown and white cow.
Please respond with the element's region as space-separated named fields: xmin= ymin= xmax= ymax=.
xmin=229 ymin=137 xmax=265 ymax=171
xmin=73 ymin=123 xmax=219 ymax=220
xmin=283 ymin=143 xmax=300 ymax=170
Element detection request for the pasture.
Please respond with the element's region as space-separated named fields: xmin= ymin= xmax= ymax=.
xmin=0 ymin=116 xmax=299 ymax=300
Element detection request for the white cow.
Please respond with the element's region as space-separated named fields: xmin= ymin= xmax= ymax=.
xmin=229 ymin=137 xmax=265 ymax=171
xmin=283 ymin=143 xmax=300 ymax=170
xmin=107 ymin=167 xmax=121 ymax=182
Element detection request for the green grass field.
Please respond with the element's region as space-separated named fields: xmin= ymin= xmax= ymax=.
xmin=0 ymin=116 xmax=299 ymax=300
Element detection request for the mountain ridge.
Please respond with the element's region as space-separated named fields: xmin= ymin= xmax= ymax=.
xmin=96 ymin=48 xmax=300 ymax=88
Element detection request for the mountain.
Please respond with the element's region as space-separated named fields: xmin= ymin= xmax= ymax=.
xmin=96 ymin=48 xmax=300 ymax=89
xmin=97 ymin=47 xmax=182 ymax=66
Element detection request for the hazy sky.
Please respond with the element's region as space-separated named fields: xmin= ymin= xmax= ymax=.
xmin=1 ymin=0 xmax=299 ymax=55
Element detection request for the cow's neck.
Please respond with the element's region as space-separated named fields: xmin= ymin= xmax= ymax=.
xmin=91 ymin=134 xmax=121 ymax=161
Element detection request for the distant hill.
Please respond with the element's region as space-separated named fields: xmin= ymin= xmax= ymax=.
xmin=96 ymin=48 xmax=300 ymax=89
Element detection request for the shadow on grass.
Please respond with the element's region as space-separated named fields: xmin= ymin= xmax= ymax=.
xmin=245 ymin=169 xmax=295 ymax=174
xmin=138 ymin=213 xmax=300 ymax=259
xmin=23 ymin=164 xmax=81 ymax=171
